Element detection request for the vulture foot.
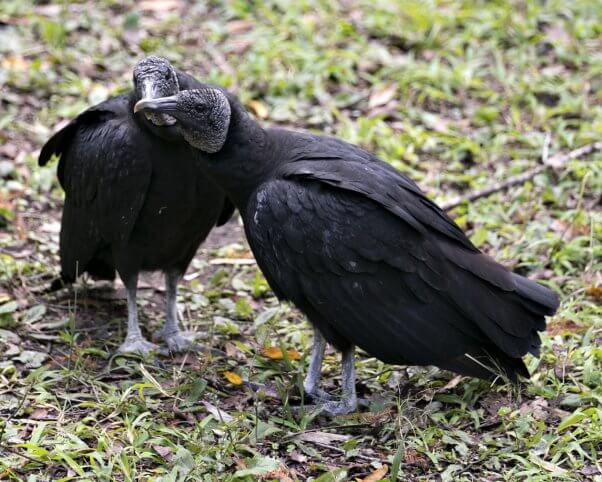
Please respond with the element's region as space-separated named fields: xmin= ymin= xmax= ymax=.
xmin=158 ymin=329 xmax=199 ymax=353
xmin=118 ymin=335 xmax=159 ymax=355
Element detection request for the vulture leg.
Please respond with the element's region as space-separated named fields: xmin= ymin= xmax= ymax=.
xmin=118 ymin=274 xmax=159 ymax=355
xmin=157 ymin=270 xmax=198 ymax=352
xmin=317 ymin=347 xmax=358 ymax=416
xmin=303 ymin=330 xmax=333 ymax=402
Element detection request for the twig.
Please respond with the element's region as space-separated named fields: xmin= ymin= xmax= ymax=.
xmin=440 ymin=140 xmax=602 ymax=211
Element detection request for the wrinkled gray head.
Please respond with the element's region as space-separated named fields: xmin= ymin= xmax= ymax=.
xmin=134 ymin=88 xmax=231 ymax=153
xmin=133 ymin=56 xmax=180 ymax=126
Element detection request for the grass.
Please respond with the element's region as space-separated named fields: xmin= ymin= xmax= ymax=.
xmin=0 ymin=0 xmax=601 ymax=480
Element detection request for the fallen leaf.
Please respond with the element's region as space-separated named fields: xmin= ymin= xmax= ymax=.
xmin=439 ymin=375 xmax=462 ymax=392
xmin=0 ymin=329 xmax=21 ymax=344
xmin=248 ymin=100 xmax=268 ymax=119
xmin=404 ymin=449 xmax=429 ymax=468
xmin=30 ymin=408 xmax=50 ymax=420
xmin=152 ymin=444 xmax=173 ymax=462
xmin=40 ymin=221 xmax=61 ymax=234
xmin=202 ymin=400 xmax=234 ymax=422
xmin=519 ymin=397 xmax=548 ymax=421
xmin=139 ymin=0 xmax=180 ymax=11
xmin=261 ymin=346 xmax=301 ymax=361
xmin=224 ymin=341 xmax=246 ymax=360
xmin=547 ymin=319 xmax=582 ymax=336
xmin=296 ymin=431 xmax=350 ymax=445
xmin=223 ymin=371 xmax=243 ymax=385
xmin=585 ymin=286 xmax=602 ymax=300
xmin=226 ymin=20 xmax=254 ymax=35
xmin=13 ymin=350 xmax=48 ymax=368
xmin=368 ymin=84 xmax=397 ymax=108
xmin=357 ymin=465 xmax=388 ymax=482
xmin=2 ymin=56 xmax=28 ymax=71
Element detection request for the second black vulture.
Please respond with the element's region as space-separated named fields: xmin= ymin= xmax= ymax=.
xmin=135 ymin=88 xmax=560 ymax=415
xmin=39 ymin=58 xmax=234 ymax=354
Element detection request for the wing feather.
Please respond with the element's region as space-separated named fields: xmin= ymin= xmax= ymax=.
xmin=246 ymin=173 xmax=554 ymax=379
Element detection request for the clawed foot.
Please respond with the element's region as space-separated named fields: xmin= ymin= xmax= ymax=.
xmin=158 ymin=329 xmax=199 ymax=353
xmin=305 ymin=387 xmax=335 ymax=403
xmin=118 ymin=335 xmax=160 ymax=356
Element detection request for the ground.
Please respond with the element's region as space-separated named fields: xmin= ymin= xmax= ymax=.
xmin=0 ymin=0 xmax=601 ymax=480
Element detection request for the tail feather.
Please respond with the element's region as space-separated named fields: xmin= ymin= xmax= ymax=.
xmin=512 ymin=273 xmax=559 ymax=315
xmin=441 ymin=347 xmax=530 ymax=382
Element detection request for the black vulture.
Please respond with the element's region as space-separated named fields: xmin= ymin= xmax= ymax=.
xmin=38 ymin=58 xmax=234 ymax=354
xmin=135 ymin=88 xmax=560 ymax=415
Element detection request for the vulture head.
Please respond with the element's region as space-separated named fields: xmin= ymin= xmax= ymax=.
xmin=133 ymin=56 xmax=179 ymax=126
xmin=134 ymin=88 xmax=231 ymax=153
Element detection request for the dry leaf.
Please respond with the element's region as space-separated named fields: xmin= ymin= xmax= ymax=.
xmin=368 ymin=84 xmax=397 ymax=108
xmin=248 ymin=100 xmax=268 ymax=119
xmin=357 ymin=465 xmax=388 ymax=482
xmin=585 ymin=286 xmax=602 ymax=300
xmin=139 ymin=0 xmax=180 ymax=12
xmin=439 ymin=375 xmax=462 ymax=392
xmin=202 ymin=401 xmax=234 ymax=422
xmin=404 ymin=449 xmax=429 ymax=468
xmin=546 ymin=319 xmax=581 ymax=336
xmin=152 ymin=444 xmax=173 ymax=461
xmin=223 ymin=371 xmax=243 ymax=385
xmin=296 ymin=431 xmax=350 ymax=444
xmin=261 ymin=346 xmax=301 ymax=361
xmin=2 ymin=56 xmax=28 ymax=71
xmin=226 ymin=20 xmax=254 ymax=35
xmin=30 ymin=408 xmax=50 ymax=420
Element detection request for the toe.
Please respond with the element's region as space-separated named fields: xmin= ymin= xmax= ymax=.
xmin=165 ymin=334 xmax=197 ymax=352
xmin=118 ymin=337 xmax=159 ymax=355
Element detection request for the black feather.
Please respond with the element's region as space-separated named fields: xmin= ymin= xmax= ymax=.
xmin=39 ymin=70 xmax=234 ymax=286
xmin=183 ymin=95 xmax=560 ymax=383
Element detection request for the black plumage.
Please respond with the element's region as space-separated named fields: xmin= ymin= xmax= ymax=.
xmin=136 ymin=87 xmax=560 ymax=414
xmin=38 ymin=59 xmax=233 ymax=354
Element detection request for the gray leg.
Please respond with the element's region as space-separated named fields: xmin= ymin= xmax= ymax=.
xmin=157 ymin=270 xmax=198 ymax=352
xmin=315 ymin=347 xmax=358 ymax=416
xmin=303 ymin=330 xmax=333 ymax=402
xmin=118 ymin=274 xmax=159 ymax=355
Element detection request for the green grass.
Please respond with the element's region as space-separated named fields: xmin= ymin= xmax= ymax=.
xmin=0 ymin=0 xmax=601 ymax=480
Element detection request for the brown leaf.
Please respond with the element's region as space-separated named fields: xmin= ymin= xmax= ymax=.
xmin=261 ymin=346 xmax=301 ymax=361
xmin=519 ymin=397 xmax=549 ymax=421
xmin=547 ymin=319 xmax=582 ymax=336
xmin=357 ymin=465 xmax=388 ymax=482
xmin=226 ymin=20 xmax=254 ymax=35
xmin=266 ymin=468 xmax=295 ymax=482
xmin=152 ymin=444 xmax=173 ymax=461
xmin=368 ymin=84 xmax=397 ymax=109
xmin=585 ymin=286 xmax=602 ymax=300
xmin=30 ymin=408 xmax=50 ymax=420
xmin=404 ymin=449 xmax=429 ymax=468
xmin=439 ymin=375 xmax=462 ymax=392
xmin=224 ymin=342 xmax=246 ymax=360
xmin=248 ymin=100 xmax=269 ymax=119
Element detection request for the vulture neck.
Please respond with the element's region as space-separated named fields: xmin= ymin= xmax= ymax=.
xmin=200 ymin=96 xmax=275 ymax=211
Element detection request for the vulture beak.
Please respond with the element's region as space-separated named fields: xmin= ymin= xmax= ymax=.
xmin=133 ymin=95 xmax=179 ymax=114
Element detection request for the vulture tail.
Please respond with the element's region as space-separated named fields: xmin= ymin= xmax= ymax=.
xmin=512 ymin=273 xmax=560 ymax=315
xmin=442 ymin=346 xmax=530 ymax=382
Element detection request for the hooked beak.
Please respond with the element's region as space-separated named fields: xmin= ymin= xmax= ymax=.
xmin=133 ymin=95 xmax=179 ymax=114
